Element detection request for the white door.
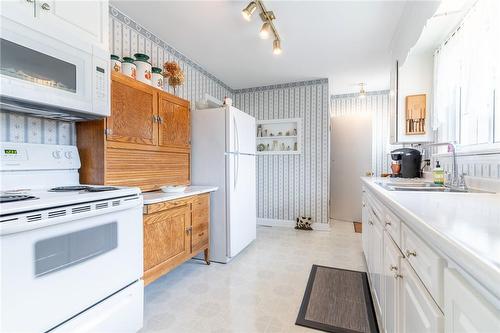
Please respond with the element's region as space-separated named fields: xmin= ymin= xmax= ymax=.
xmin=400 ymin=259 xmax=444 ymax=333
xmin=330 ymin=113 xmax=372 ymax=222
xmin=444 ymin=268 xmax=500 ymax=333
xmin=227 ymin=106 xmax=256 ymax=154
xmin=226 ymin=153 xmax=256 ymax=258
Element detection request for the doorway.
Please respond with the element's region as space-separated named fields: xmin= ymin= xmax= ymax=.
xmin=330 ymin=113 xmax=372 ymax=222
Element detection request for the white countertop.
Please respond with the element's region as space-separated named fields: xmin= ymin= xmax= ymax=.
xmin=361 ymin=177 xmax=500 ymax=301
xmin=142 ymin=186 xmax=218 ymax=205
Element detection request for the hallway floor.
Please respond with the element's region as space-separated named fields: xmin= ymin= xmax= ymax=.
xmin=141 ymin=221 xmax=365 ymax=333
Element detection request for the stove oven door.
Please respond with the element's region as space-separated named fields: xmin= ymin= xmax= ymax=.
xmin=0 ymin=203 xmax=143 ymax=332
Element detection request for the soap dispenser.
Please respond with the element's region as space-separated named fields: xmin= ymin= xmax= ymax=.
xmin=433 ymin=161 xmax=444 ymax=185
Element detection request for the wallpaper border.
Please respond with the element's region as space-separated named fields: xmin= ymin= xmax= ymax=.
xmin=109 ymin=5 xmax=233 ymax=93
xmin=233 ymin=79 xmax=329 ymax=94
xmin=331 ymin=89 xmax=390 ymax=100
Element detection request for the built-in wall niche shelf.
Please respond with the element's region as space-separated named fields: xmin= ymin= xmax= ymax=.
xmin=256 ymin=118 xmax=301 ymax=155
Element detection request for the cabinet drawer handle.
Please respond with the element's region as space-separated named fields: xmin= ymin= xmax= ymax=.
xmin=385 ymin=221 xmax=391 ymax=227
xmin=394 ymin=274 xmax=403 ymax=279
xmin=390 ymin=265 xmax=398 ymax=271
xmin=406 ymin=250 xmax=417 ymax=257
xmin=26 ymin=0 xmax=35 ymax=3
xmin=198 ymin=232 xmax=204 ymax=237
xmin=41 ymin=2 xmax=50 ymax=10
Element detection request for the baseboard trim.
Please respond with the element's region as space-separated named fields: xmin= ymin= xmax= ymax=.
xmin=257 ymin=218 xmax=331 ymax=231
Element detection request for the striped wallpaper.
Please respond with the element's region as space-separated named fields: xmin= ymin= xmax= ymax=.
xmin=234 ymin=80 xmax=330 ymax=225
xmin=330 ymin=91 xmax=397 ymax=177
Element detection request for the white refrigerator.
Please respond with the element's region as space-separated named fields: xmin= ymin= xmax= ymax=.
xmin=192 ymin=105 xmax=256 ymax=263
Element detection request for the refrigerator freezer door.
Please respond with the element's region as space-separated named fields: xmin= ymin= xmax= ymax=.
xmin=226 ymin=153 xmax=256 ymax=258
xmin=226 ymin=106 xmax=256 ymax=155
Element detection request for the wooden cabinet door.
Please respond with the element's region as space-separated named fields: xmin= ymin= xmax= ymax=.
xmin=400 ymin=259 xmax=444 ymax=333
xmin=191 ymin=194 xmax=209 ymax=254
xmin=158 ymin=94 xmax=190 ymax=148
xmin=107 ymin=75 xmax=158 ymax=146
xmin=143 ymin=205 xmax=191 ymax=271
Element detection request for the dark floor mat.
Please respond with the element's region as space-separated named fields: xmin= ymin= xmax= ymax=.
xmin=296 ymin=265 xmax=378 ymax=333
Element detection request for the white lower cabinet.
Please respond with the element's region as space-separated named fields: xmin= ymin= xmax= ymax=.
xmin=371 ymin=210 xmax=385 ymax=319
xmin=444 ymin=268 xmax=500 ymax=333
xmin=383 ymin=231 xmax=402 ymax=333
xmin=400 ymin=259 xmax=444 ymax=333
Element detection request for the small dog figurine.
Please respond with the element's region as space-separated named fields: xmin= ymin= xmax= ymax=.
xmin=295 ymin=216 xmax=313 ymax=230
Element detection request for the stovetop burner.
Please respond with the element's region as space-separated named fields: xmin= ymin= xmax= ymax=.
xmin=0 ymin=195 xmax=38 ymax=203
xmin=49 ymin=186 xmax=120 ymax=193
xmin=49 ymin=186 xmax=90 ymax=192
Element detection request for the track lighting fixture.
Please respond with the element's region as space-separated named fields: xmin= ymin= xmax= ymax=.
xmin=241 ymin=0 xmax=282 ymax=55
xmin=242 ymin=1 xmax=257 ymax=21
xmin=260 ymin=22 xmax=272 ymax=39
xmin=273 ymin=39 xmax=282 ymax=55
xmin=358 ymin=83 xmax=367 ymax=98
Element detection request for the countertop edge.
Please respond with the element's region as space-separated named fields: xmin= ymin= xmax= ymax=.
xmin=361 ymin=177 xmax=500 ymax=302
xmin=142 ymin=187 xmax=218 ymax=205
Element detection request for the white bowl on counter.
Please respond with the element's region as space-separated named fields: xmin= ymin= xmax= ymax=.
xmin=160 ymin=185 xmax=187 ymax=193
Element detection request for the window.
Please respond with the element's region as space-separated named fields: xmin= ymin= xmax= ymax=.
xmin=433 ymin=0 xmax=500 ymax=147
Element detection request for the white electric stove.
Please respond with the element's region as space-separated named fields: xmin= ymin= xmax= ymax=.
xmin=0 ymin=142 xmax=144 ymax=333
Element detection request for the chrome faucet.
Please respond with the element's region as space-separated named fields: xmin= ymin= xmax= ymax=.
xmin=422 ymin=142 xmax=460 ymax=188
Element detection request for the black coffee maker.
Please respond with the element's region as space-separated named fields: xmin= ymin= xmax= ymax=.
xmin=390 ymin=148 xmax=422 ymax=178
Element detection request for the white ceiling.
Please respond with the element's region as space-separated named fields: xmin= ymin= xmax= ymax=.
xmin=111 ymin=1 xmax=411 ymax=94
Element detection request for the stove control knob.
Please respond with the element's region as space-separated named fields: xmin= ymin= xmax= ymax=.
xmin=64 ymin=151 xmax=73 ymax=159
xmin=52 ymin=150 xmax=62 ymax=159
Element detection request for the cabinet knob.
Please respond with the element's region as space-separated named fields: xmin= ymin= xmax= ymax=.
xmin=41 ymin=3 xmax=50 ymax=10
xmin=390 ymin=265 xmax=398 ymax=271
xmin=406 ymin=249 xmax=417 ymax=257
xmin=198 ymin=232 xmax=204 ymax=237
xmin=26 ymin=0 xmax=35 ymax=3
xmin=394 ymin=274 xmax=403 ymax=279
xmin=385 ymin=221 xmax=392 ymax=226
xmin=368 ymin=220 xmax=373 ymax=226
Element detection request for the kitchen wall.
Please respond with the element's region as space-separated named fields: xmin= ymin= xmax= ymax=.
xmin=234 ymin=80 xmax=330 ymax=226
xmin=0 ymin=112 xmax=75 ymax=145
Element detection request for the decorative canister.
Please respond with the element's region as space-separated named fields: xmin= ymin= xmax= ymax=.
xmin=110 ymin=54 xmax=121 ymax=73
xmin=134 ymin=53 xmax=152 ymax=85
xmin=121 ymin=57 xmax=136 ymax=79
xmin=151 ymin=67 xmax=163 ymax=90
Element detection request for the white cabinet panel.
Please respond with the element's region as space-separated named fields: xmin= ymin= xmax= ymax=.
xmin=401 ymin=223 xmax=444 ymax=308
xmin=371 ymin=212 xmax=385 ymax=318
xmin=36 ymin=0 xmax=109 ymax=51
xmin=383 ymin=231 xmax=402 ymax=333
xmin=400 ymin=259 xmax=444 ymax=333
xmin=444 ymin=268 xmax=500 ymax=333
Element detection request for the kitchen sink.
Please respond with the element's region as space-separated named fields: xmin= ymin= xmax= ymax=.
xmin=376 ymin=182 xmax=493 ymax=193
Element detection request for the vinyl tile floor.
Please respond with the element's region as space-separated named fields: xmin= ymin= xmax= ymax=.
xmin=141 ymin=220 xmax=366 ymax=333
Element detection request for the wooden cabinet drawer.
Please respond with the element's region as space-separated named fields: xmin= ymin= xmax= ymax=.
xmin=191 ymin=194 xmax=209 ymax=253
xmin=144 ymin=198 xmax=191 ymax=215
xmin=401 ymin=224 xmax=444 ymax=308
xmin=384 ymin=208 xmax=401 ymax=247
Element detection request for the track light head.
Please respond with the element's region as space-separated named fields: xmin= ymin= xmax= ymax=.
xmin=260 ymin=22 xmax=272 ymax=39
xmin=242 ymin=1 xmax=257 ymax=21
xmin=358 ymin=83 xmax=367 ymax=98
xmin=273 ymin=39 xmax=282 ymax=55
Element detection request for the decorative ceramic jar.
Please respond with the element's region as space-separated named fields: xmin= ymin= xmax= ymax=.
xmin=134 ymin=53 xmax=152 ymax=85
xmin=110 ymin=54 xmax=121 ymax=73
xmin=121 ymin=57 xmax=136 ymax=79
xmin=151 ymin=67 xmax=163 ymax=90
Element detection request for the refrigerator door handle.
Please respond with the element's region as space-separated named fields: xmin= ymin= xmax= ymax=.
xmin=233 ymin=115 xmax=240 ymax=154
xmin=234 ymin=152 xmax=239 ymax=190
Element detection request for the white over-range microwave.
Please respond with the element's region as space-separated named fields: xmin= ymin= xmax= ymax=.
xmin=0 ymin=17 xmax=109 ymax=120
